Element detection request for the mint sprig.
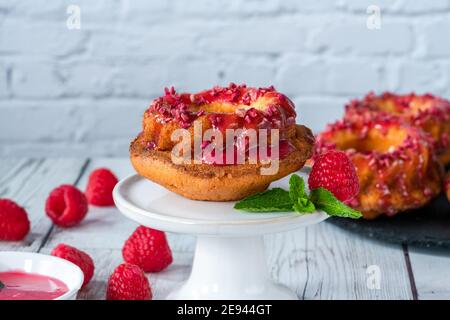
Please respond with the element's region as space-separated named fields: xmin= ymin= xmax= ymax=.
xmin=0 ymin=280 xmax=4 ymax=291
xmin=234 ymin=174 xmax=362 ymax=219
xmin=289 ymin=174 xmax=315 ymax=213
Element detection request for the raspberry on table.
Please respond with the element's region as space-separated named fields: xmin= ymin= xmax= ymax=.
xmin=106 ymin=263 xmax=152 ymax=300
xmin=308 ymin=150 xmax=360 ymax=203
xmin=122 ymin=226 xmax=173 ymax=273
xmin=85 ymin=168 xmax=119 ymax=207
xmin=45 ymin=185 xmax=88 ymax=228
xmin=51 ymin=243 xmax=94 ymax=288
xmin=0 ymin=199 xmax=30 ymax=241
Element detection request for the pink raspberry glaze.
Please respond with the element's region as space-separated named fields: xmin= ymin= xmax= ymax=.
xmin=0 ymin=271 xmax=69 ymax=300
xmin=144 ymin=84 xmax=299 ymax=164
xmin=147 ymin=83 xmax=296 ymax=130
xmin=344 ymin=92 xmax=450 ymax=153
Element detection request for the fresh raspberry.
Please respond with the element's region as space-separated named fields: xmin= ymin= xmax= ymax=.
xmin=51 ymin=243 xmax=94 ymax=288
xmin=85 ymin=168 xmax=118 ymax=206
xmin=45 ymin=185 xmax=88 ymax=228
xmin=0 ymin=199 xmax=30 ymax=241
xmin=308 ymin=150 xmax=360 ymax=202
xmin=122 ymin=226 xmax=173 ymax=272
xmin=106 ymin=263 xmax=152 ymax=300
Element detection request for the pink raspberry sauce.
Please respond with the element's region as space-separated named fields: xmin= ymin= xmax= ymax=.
xmin=0 ymin=271 xmax=69 ymax=300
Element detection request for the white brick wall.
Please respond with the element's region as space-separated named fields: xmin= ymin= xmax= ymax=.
xmin=1 ymin=0 xmax=450 ymax=156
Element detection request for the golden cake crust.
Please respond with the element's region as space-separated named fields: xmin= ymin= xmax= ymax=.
xmin=131 ymin=125 xmax=314 ymax=201
xmin=131 ymin=84 xmax=315 ymax=201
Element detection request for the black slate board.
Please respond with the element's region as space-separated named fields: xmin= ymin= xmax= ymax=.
xmin=329 ymin=194 xmax=450 ymax=248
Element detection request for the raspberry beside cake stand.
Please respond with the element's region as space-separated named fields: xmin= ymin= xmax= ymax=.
xmin=113 ymin=171 xmax=328 ymax=300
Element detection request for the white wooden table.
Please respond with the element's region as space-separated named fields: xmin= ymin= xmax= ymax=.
xmin=1 ymin=158 xmax=449 ymax=300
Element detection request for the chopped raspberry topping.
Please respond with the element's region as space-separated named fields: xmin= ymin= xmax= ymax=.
xmin=148 ymin=83 xmax=296 ymax=130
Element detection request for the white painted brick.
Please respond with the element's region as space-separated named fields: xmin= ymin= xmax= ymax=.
xmin=171 ymin=0 xmax=237 ymax=15
xmin=282 ymin=0 xmax=343 ymax=12
xmin=424 ymin=20 xmax=450 ymax=58
xmin=221 ymin=59 xmax=276 ymax=88
xmin=1 ymin=1 xmax=450 ymax=157
xmin=227 ymin=0 xmax=281 ymax=14
xmin=171 ymin=0 xmax=281 ymax=16
xmin=344 ymin=0 xmax=449 ymax=13
xmin=310 ymin=21 xmax=413 ymax=55
xmin=11 ymin=61 xmax=64 ymax=98
xmin=167 ymin=59 xmax=221 ymax=92
xmin=0 ymin=105 xmax=78 ymax=142
xmin=343 ymin=0 xmax=401 ymax=12
xmin=277 ymin=61 xmax=327 ymax=96
xmin=111 ymin=61 xmax=168 ymax=98
xmin=60 ymin=61 xmax=115 ymax=98
xmin=1 ymin=0 xmax=65 ymax=19
xmin=325 ymin=61 xmax=383 ymax=95
xmin=120 ymin=0 xmax=170 ymax=24
xmin=77 ymin=104 xmax=144 ymax=142
xmin=0 ymin=20 xmax=88 ymax=57
xmin=398 ymin=62 xmax=446 ymax=94
xmin=0 ymin=63 xmax=8 ymax=98
xmin=69 ymin=0 xmax=124 ymax=25
xmin=89 ymin=28 xmax=197 ymax=57
xmin=200 ymin=19 xmax=307 ymax=53
xmin=293 ymin=97 xmax=348 ymax=133
xmin=395 ymin=0 xmax=449 ymax=13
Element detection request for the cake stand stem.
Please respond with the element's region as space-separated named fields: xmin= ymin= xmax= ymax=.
xmin=166 ymin=236 xmax=298 ymax=300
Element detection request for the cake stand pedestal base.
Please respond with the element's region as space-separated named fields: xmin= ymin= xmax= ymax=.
xmin=113 ymin=172 xmax=328 ymax=300
xmin=167 ymin=236 xmax=297 ymax=300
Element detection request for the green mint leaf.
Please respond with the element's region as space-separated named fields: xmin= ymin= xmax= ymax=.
xmin=234 ymin=188 xmax=293 ymax=212
xmin=0 ymin=280 xmax=4 ymax=291
xmin=289 ymin=174 xmax=315 ymax=214
xmin=293 ymin=196 xmax=316 ymax=213
xmin=289 ymin=174 xmax=306 ymax=202
xmin=310 ymin=188 xmax=362 ymax=219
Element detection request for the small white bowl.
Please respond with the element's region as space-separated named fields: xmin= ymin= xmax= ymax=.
xmin=0 ymin=251 xmax=84 ymax=300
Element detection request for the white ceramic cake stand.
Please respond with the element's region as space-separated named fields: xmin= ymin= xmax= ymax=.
xmin=113 ymin=170 xmax=328 ymax=300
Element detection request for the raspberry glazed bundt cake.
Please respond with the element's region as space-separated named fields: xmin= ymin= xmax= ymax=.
xmin=344 ymin=92 xmax=450 ymax=166
xmin=130 ymin=84 xmax=315 ymax=201
xmin=315 ymin=118 xmax=443 ymax=219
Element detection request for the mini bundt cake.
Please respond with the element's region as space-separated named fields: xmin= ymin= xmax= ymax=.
xmin=130 ymin=84 xmax=315 ymax=201
xmin=315 ymin=118 xmax=443 ymax=219
xmin=344 ymin=92 xmax=450 ymax=166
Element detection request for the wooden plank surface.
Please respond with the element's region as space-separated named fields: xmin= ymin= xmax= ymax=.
xmin=0 ymin=158 xmax=87 ymax=252
xmin=266 ymin=223 xmax=413 ymax=299
xmin=408 ymin=247 xmax=450 ymax=300
xmin=4 ymin=158 xmax=450 ymax=300
xmin=40 ymin=158 xmax=196 ymax=300
xmin=40 ymin=158 xmax=414 ymax=300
